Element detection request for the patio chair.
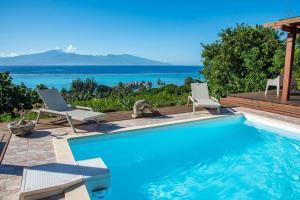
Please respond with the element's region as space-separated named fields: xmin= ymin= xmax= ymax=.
xmin=36 ymin=89 xmax=105 ymax=133
xmin=187 ymin=83 xmax=221 ymax=115
xmin=20 ymin=158 xmax=110 ymax=200
xmin=265 ymin=75 xmax=297 ymax=96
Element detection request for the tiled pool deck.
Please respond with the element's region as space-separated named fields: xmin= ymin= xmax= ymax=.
xmin=1 ymin=107 xmax=300 ymax=200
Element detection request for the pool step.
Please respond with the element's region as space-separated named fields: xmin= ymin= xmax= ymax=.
xmin=65 ymin=183 xmax=90 ymax=200
xmin=20 ymin=158 xmax=111 ymax=200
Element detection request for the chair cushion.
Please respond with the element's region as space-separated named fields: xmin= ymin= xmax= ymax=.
xmin=194 ymin=99 xmax=220 ymax=107
xmin=63 ymin=109 xmax=105 ymax=121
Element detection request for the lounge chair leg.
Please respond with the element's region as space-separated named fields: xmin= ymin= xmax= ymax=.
xmin=217 ymin=107 xmax=221 ymax=114
xmin=193 ymin=103 xmax=196 ymax=115
xmin=65 ymin=114 xmax=76 ymax=133
xmin=36 ymin=110 xmax=41 ymax=124
xmin=265 ymin=85 xmax=269 ymax=95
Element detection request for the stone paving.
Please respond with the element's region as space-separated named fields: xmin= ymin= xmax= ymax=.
xmin=0 ymin=130 xmax=58 ymax=200
xmin=0 ymin=107 xmax=300 ymax=200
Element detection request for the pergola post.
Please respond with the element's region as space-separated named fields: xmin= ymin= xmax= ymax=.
xmin=281 ymin=28 xmax=296 ymax=101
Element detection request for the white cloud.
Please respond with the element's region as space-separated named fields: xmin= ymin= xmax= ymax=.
xmin=65 ymin=44 xmax=76 ymax=53
xmin=0 ymin=52 xmax=18 ymax=57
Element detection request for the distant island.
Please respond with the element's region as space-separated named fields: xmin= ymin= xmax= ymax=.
xmin=0 ymin=50 xmax=168 ymax=66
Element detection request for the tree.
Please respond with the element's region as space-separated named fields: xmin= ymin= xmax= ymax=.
xmin=201 ymin=24 xmax=284 ymax=98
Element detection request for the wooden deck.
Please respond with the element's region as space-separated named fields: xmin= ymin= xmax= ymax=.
xmin=221 ymin=90 xmax=300 ymax=118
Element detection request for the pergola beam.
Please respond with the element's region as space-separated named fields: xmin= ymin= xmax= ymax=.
xmin=264 ymin=17 xmax=300 ymax=28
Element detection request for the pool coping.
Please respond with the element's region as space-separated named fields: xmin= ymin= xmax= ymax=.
xmin=53 ymin=111 xmax=300 ymax=200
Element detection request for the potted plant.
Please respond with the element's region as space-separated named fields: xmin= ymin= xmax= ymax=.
xmin=7 ymin=104 xmax=35 ymax=136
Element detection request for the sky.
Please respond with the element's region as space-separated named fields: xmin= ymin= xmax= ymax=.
xmin=0 ymin=0 xmax=299 ymax=65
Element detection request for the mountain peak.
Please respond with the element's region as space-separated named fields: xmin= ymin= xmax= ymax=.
xmin=44 ymin=49 xmax=64 ymax=54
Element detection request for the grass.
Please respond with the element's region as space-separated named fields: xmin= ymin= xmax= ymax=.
xmin=0 ymin=111 xmax=38 ymax=123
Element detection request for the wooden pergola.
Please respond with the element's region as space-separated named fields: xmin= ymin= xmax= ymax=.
xmin=264 ymin=16 xmax=300 ymax=101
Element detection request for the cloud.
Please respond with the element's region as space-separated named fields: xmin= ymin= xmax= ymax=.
xmin=65 ymin=44 xmax=76 ymax=53
xmin=0 ymin=52 xmax=18 ymax=57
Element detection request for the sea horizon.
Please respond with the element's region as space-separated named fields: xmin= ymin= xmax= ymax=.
xmin=1 ymin=65 xmax=202 ymax=89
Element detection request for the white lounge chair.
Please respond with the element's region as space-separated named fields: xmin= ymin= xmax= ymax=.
xmin=20 ymin=158 xmax=110 ymax=200
xmin=265 ymin=75 xmax=297 ymax=96
xmin=187 ymin=83 xmax=221 ymax=115
xmin=36 ymin=89 xmax=105 ymax=133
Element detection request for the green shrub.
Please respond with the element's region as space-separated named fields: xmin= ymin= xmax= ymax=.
xmin=0 ymin=113 xmax=14 ymax=122
xmin=0 ymin=72 xmax=35 ymax=114
xmin=201 ymin=24 xmax=283 ymax=98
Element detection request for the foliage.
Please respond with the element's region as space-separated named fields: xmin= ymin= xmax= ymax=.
xmin=0 ymin=72 xmax=39 ymax=115
xmin=64 ymin=77 xmax=196 ymax=112
xmin=69 ymin=78 xmax=97 ymax=100
xmin=201 ymin=24 xmax=284 ymax=98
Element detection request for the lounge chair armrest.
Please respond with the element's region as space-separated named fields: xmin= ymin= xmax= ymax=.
xmin=74 ymin=105 xmax=93 ymax=111
xmin=186 ymin=96 xmax=197 ymax=105
xmin=188 ymin=96 xmax=196 ymax=103
xmin=210 ymin=96 xmax=219 ymax=102
xmin=38 ymin=108 xmax=65 ymax=116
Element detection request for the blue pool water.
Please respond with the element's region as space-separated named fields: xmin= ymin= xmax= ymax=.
xmin=0 ymin=65 xmax=201 ymax=89
xmin=69 ymin=115 xmax=300 ymax=200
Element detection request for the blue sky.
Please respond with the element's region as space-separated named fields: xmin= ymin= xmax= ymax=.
xmin=0 ymin=0 xmax=299 ymax=65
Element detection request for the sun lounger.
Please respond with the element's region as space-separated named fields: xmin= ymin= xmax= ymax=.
xmin=36 ymin=89 xmax=105 ymax=133
xmin=20 ymin=158 xmax=110 ymax=200
xmin=187 ymin=83 xmax=221 ymax=114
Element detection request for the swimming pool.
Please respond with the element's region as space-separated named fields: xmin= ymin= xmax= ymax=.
xmin=68 ymin=114 xmax=300 ymax=199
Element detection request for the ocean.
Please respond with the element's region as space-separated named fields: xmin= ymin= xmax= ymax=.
xmin=0 ymin=65 xmax=202 ymax=89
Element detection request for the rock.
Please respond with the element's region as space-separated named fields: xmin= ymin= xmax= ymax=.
xmin=132 ymin=100 xmax=161 ymax=118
